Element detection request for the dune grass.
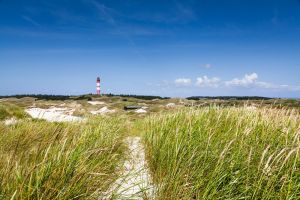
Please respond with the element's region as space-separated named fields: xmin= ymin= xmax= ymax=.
xmin=142 ymin=107 xmax=300 ymax=199
xmin=0 ymin=117 xmax=125 ymax=199
xmin=1 ymin=101 xmax=299 ymax=199
xmin=0 ymin=102 xmax=28 ymax=120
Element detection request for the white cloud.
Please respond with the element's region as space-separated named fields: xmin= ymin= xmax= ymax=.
xmin=196 ymin=76 xmax=220 ymax=88
xmin=225 ymin=73 xmax=258 ymax=87
xmin=257 ymin=82 xmax=300 ymax=91
xmin=169 ymin=72 xmax=300 ymax=93
xmin=225 ymin=73 xmax=300 ymax=91
xmin=174 ymin=78 xmax=192 ymax=86
xmin=203 ymin=64 xmax=211 ymax=68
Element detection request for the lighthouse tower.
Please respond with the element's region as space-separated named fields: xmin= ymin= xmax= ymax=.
xmin=96 ymin=77 xmax=101 ymax=95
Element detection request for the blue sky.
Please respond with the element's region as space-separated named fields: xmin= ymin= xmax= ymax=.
xmin=0 ymin=0 xmax=300 ymax=97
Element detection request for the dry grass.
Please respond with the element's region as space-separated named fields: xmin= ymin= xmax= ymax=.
xmin=1 ymin=98 xmax=300 ymax=199
xmin=0 ymin=117 xmax=125 ymax=199
xmin=0 ymin=102 xmax=28 ymax=120
xmin=142 ymin=107 xmax=300 ymax=199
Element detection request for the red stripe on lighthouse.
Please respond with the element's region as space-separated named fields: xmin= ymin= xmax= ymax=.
xmin=96 ymin=77 xmax=101 ymax=95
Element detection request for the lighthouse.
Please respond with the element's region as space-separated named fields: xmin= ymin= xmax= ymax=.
xmin=96 ymin=77 xmax=101 ymax=95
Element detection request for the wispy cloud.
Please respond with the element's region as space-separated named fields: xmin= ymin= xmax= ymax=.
xmin=256 ymin=82 xmax=300 ymax=91
xmin=89 ymin=0 xmax=116 ymax=25
xmin=21 ymin=15 xmax=41 ymax=27
xmin=271 ymin=9 xmax=279 ymax=26
xmin=127 ymin=1 xmax=196 ymax=24
xmin=203 ymin=63 xmax=212 ymax=69
xmin=165 ymin=72 xmax=300 ymax=92
xmin=88 ymin=0 xmax=148 ymax=58
xmin=174 ymin=1 xmax=196 ymax=22
xmin=175 ymin=78 xmax=192 ymax=86
xmin=109 ymin=25 xmax=169 ymax=36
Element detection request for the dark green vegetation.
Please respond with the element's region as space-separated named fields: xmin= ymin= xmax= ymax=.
xmin=0 ymin=94 xmax=169 ymax=101
xmin=143 ymin=108 xmax=300 ymax=199
xmin=107 ymin=94 xmax=170 ymax=100
xmin=186 ymin=98 xmax=300 ymax=111
xmin=187 ymin=96 xmax=273 ymax=100
xmin=0 ymin=95 xmax=80 ymax=101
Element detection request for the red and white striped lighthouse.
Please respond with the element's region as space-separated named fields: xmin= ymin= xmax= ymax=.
xmin=96 ymin=77 xmax=101 ymax=95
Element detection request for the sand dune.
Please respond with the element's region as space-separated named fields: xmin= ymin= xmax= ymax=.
xmin=26 ymin=107 xmax=83 ymax=122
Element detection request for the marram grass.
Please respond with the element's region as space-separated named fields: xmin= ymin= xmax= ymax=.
xmin=142 ymin=107 xmax=300 ymax=199
xmin=0 ymin=102 xmax=28 ymax=120
xmin=0 ymin=117 xmax=125 ymax=199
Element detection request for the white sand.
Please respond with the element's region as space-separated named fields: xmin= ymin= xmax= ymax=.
xmin=88 ymin=101 xmax=105 ymax=105
xmin=90 ymin=106 xmax=115 ymax=115
xmin=4 ymin=118 xmax=18 ymax=126
xmin=25 ymin=107 xmax=83 ymax=122
xmin=135 ymin=109 xmax=147 ymax=113
xmin=166 ymin=103 xmax=176 ymax=108
xmin=103 ymin=137 xmax=154 ymax=199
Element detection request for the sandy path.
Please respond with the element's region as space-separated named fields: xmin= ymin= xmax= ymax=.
xmin=103 ymin=137 xmax=154 ymax=199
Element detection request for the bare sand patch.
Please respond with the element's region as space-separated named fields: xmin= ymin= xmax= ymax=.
xmin=166 ymin=103 xmax=176 ymax=108
xmin=88 ymin=101 xmax=105 ymax=105
xmin=135 ymin=109 xmax=147 ymax=113
xmin=90 ymin=106 xmax=115 ymax=115
xmin=25 ymin=107 xmax=83 ymax=122
xmin=4 ymin=118 xmax=18 ymax=126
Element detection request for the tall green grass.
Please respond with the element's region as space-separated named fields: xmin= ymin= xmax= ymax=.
xmin=143 ymin=107 xmax=300 ymax=199
xmin=0 ymin=117 xmax=125 ymax=199
xmin=0 ymin=102 xmax=28 ymax=120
